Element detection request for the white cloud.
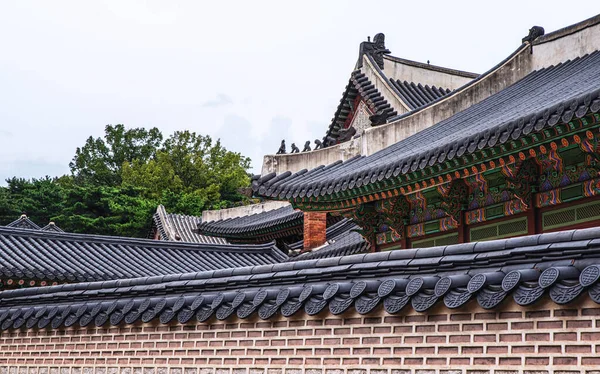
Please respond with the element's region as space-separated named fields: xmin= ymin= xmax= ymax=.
xmin=202 ymin=94 xmax=233 ymax=108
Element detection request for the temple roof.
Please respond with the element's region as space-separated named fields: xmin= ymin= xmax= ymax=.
xmin=6 ymin=215 xmax=41 ymax=230
xmin=1 ymin=227 xmax=599 ymax=329
xmin=152 ymin=205 xmax=227 ymax=244
xmin=0 ymin=226 xmax=286 ymax=283
xmin=324 ymin=70 xmax=400 ymax=141
xmin=390 ymin=81 xmax=452 ymax=111
xmin=323 ymin=56 xmax=474 ymax=144
xmin=40 ymin=222 xmax=64 ymax=233
xmin=255 ymin=50 xmax=600 ymax=201
xmin=287 ymin=218 xmax=369 ymax=261
xmin=196 ymin=205 xmax=303 ymax=241
xmin=5 ymin=215 xmax=64 ymax=232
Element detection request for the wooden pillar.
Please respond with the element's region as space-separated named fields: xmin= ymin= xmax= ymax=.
xmin=527 ymin=203 xmax=540 ymax=235
xmin=303 ymin=212 xmax=327 ymax=252
xmin=458 ymin=211 xmax=468 ymax=244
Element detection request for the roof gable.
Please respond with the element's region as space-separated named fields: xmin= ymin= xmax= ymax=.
xmin=40 ymin=222 xmax=64 ymax=233
xmin=6 ymin=215 xmax=40 ymax=230
xmin=153 ymin=205 xmax=228 ymax=244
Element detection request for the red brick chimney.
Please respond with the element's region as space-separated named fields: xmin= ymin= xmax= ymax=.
xmin=303 ymin=212 xmax=327 ymax=252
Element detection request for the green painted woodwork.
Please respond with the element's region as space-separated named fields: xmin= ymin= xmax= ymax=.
xmin=424 ymin=221 xmax=439 ymax=234
xmin=469 ymin=217 xmax=528 ymax=242
xmin=542 ymin=200 xmax=600 ymax=231
xmin=290 ymin=114 xmax=599 ymax=209
xmin=485 ymin=205 xmax=504 ymax=220
xmin=411 ymin=232 xmax=459 ymax=249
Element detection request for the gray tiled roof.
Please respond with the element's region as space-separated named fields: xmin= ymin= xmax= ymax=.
xmin=0 ymin=226 xmax=286 ymax=283
xmin=390 ymin=80 xmax=452 ymax=110
xmin=255 ymin=51 xmax=600 ymax=200
xmin=6 ymin=215 xmax=40 ymax=230
xmin=287 ymin=218 xmax=369 ymax=261
xmin=40 ymin=222 xmax=64 ymax=233
xmin=153 ymin=205 xmax=227 ymax=244
xmin=197 ymin=205 xmax=303 ymax=238
xmin=1 ymin=227 xmax=599 ymax=329
xmin=5 ymin=216 xmax=64 ymax=232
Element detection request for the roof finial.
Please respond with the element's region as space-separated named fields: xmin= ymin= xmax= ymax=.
xmin=522 ymin=26 xmax=545 ymax=44
xmin=356 ymin=33 xmax=391 ymax=69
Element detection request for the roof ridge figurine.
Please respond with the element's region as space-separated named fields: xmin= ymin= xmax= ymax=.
xmin=276 ymin=139 xmax=286 ymax=154
xmin=357 ymin=33 xmax=391 ymax=69
xmin=302 ymin=141 xmax=311 ymax=152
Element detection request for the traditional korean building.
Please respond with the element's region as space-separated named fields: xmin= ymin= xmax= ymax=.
xmin=151 ymin=205 xmax=228 ymax=244
xmin=2 ymin=14 xmax=600 ymax=374
xmin=0 ymin=225 xmax=286 ymax=290
xmin=256 ymin=17 xmax=600 ymax=253
xmin=156 ymin=204 xmax=368 ymax=256
xmin=4 ymin=214 xmax=64 ymax=232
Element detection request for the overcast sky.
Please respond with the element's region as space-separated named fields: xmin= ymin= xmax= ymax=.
xmin=0 ymin=1 xmax=598 ymax=180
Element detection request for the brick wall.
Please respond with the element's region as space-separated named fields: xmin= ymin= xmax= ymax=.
xmin=303 ymin=212 xmax=327 ymax=251
xmin=3 ymin=297 xmax=600 ymax=373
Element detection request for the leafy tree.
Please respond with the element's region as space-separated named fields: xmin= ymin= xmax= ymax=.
xmin=54 ymin=185 xmax=157 ymax=237
xmin=70 ymin=124 xmax=163 ymax=186
xmin=0 ymin=125 xmax=253 ymax=238
xmin=0 ymin=177 xmax=66 ymax=226
xmin=0 ymin=186 xmax=19 ymax=225
xmin=122 ymin=130 xmax=251 ymax=209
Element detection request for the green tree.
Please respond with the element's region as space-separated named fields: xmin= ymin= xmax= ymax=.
xmin=70 ymin=124 xmax=163 ymax=186
xmin=0 ymin=177 xmax=66 ymax=226
xmin=54 ymin=185 xmax=157 ymax=237
xmin=122 ymin=130 xmax=251 ymax=209
xmin=0 ymin=125 xmax=253 ymax=238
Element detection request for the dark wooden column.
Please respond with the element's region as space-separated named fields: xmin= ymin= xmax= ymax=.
xmin=458 ymin=210 xmax=469 ymax=243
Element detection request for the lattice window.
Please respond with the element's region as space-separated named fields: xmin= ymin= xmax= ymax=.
xmin=469 ymin=217 xmax=528 ymax=242
xmin=542 ymin=200 xmax=600 ymax=230
xmin=411 ymin=233 xmax=459 ymax=248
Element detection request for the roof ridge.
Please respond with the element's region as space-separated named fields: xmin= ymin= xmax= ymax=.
xmin=0 ymin=225 xmax=273 ymax=253
xmin=534 ymin=13 xmax=600 ymax=45
xmin=155 ymin=204 xmax=178 ymax=241
xmin=383 ymin=54 xmax=479 ymax=79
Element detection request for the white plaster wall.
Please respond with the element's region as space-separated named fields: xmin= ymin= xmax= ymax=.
xmin=202 ymin=201 xmax=291 ymax=222
xmin=362 ymin=46 xmax=534 ymax=154
xmin=382 ymin=57 xmax=475 ymax=89
xmin=532 ymin=20 xmax=600 ymax=70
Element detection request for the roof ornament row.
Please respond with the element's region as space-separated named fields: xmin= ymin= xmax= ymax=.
xmin=275 ymin=139 xmax=326 ymax=154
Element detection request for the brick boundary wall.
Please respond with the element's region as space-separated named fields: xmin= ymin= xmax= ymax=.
xmin=2 ymin=297 xmax=600 ymax=374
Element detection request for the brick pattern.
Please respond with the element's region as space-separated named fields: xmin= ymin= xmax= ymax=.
xmin=303 ymin=212 xmax=327 ymax=251
xmin=3 ymin=298 xmax=600 ymax=373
